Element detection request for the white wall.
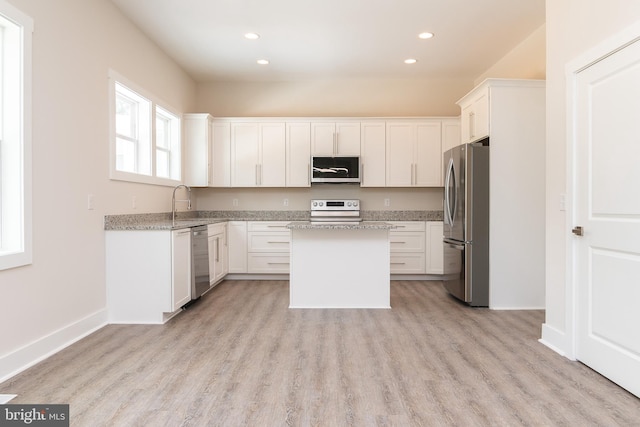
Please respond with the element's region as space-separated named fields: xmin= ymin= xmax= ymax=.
xmin=196 ymin=78 xmax=472 ymax=117
xmin=0 ymin=0 xmax=196 ymax=381
xmin=195 ymin=187 xmax=443 ymax=212
xmin=543 ymin=1 xmax=640 ymax=353
xmin=474 ymin=24 xmax=546 ymax=86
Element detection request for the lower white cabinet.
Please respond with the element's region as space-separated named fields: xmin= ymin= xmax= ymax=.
xmin=426 ymin=221 xmax=444 ymax=274
xmin=106 ymin=229 xmax=191 ymax=324
xmin=247 ymin=221 xmax=291 ymax=273
xmin=228 ymin=221 xmax=248 ymax=273
xmin=389 ymin=221 xmax=427 ymax=274
xmin=208 ymin=223 xmax=228 ymax=285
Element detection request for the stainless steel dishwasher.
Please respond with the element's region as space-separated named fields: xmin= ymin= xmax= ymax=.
xmin=190 ymin=225 xmax=210 ymax=303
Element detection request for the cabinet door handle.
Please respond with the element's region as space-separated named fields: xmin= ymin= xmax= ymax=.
xmin=469 ymin=111 xmax=475 ymax=139
xmin=255 ymin=164 xmax=259 ymax=186
xmin=216 ymin=237 xmax=220 ymax=262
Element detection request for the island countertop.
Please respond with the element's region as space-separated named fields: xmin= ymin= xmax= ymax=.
xmin=105 ymin=210 xmax=442 ymax=231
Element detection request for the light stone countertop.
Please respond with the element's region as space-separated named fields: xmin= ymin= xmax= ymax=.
xmin=104 ymin=210 xmax=442 ymax=231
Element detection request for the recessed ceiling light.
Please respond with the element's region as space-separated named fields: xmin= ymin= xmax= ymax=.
xmin=404 ymin=58 xmax=417 ymax=64
xmin=244 ymin=33 xmax=260 ymax=40
xmin=418 ymin=32 xmax=434 ymax=39
xmin=257 ymin=59 xmax=269 ymax=65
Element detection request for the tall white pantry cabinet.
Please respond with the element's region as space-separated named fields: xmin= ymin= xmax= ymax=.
xmin=457 ymin=79 xmax=545 ymax=309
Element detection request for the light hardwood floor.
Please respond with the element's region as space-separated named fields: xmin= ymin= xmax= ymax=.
xmin=2 ymin=281 xmax=639 ymax=426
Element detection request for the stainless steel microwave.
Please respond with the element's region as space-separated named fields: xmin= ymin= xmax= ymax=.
xmin=311 ymin=156 xmax=360 ymax=184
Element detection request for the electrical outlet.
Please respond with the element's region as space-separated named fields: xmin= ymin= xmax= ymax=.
xmin=283 ymin=198 xmax=289 ymax=207
xmin=87 ymin=194 xmax=95 ymax=210
xmin=232 ymin=198 xmax=239 ymax=207
xmin=132 ymin=196 xmax=137 ymax=209
xmin=384 ymin=198 xmax=390 ymax=207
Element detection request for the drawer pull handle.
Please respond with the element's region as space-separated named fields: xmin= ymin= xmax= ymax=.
xmin=391 ymin=241 xmax=407 ymax=244
xmin=267 ymin=241 xmax=289 ymax=244
xmin=267 ymin=262 xmax=290 ymax=265
xmin=391 ymin=262 xmax=406 ymax=265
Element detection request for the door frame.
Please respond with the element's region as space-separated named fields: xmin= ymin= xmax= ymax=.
xmin=564 ymin=20 xmax=640 ymax=361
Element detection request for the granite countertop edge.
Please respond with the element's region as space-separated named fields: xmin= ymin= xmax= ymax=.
xmin=286 ymin=221 xmax=396 ymax=230
xmin=104 ymin=210 xmax=443 ymax=231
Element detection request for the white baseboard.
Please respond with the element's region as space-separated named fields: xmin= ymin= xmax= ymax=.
xmin=539 ymin=323 xmax=574 ymax=360
xmin=0 ymin=309 xmax=108 ymax=384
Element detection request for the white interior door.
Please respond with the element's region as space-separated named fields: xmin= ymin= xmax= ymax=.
xmin=573 ymin=37 xmax=640 ymax=398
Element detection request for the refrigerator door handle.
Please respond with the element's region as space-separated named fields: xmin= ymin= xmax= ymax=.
xmin=443 ymin=238 xmax=466 ymax=250
xmin=444 ymin=157 xmax=456 ymax=226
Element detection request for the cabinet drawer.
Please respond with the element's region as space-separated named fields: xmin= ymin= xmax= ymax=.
xmin=248 ymin=253 xmax=291 ymax=273
xmin=248 ymin=221 xmax=290 ymax=232
xmin=389 ymin=221 xmax=426 ymax=232
xmin=390 ymin=253 xmax=426 ymax=274
xmin=207 ymin=222 xmax=226 ymax=237
xmin=390 ymin=233 xmax=426 ymax=253
xmin=248 ymin=232 xmax=291 ymax=252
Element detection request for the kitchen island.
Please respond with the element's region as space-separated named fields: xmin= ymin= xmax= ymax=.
xmin=287 ymin=221 xmax=395 ymax=308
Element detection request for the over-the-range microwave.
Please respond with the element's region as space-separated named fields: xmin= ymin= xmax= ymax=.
xmin=311 ymin=156 xmax=360 ymax=184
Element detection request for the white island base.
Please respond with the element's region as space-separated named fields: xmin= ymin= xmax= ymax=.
xmin=288 ymin=222 xmax=393 ymax=308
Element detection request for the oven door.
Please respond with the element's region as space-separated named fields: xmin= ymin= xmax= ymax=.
xmin=311 ymin=156 xmax=360 ymax=183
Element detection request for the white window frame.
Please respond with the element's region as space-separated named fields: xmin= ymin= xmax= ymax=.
xmin=0 ymin=1 xmax=33 ymax=271
xmin=108 ymin=70 xmax=182 ymax=186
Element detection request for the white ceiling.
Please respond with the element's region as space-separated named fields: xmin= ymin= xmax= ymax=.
xmin=110 ymin=0 xmax=545 ymax=83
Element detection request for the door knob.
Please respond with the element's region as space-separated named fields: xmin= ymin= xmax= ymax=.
xmin=572 ymin=226 xmax=584 ymax=236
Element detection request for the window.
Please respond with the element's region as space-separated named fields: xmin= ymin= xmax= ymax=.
xmin=0 ymin=1 xmax=33 ymax=271
xmin=109 ymin=71 xmax=181 ymax=185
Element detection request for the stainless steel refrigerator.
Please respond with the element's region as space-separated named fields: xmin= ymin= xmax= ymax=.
xmin=442 ymin=141 xmax=489 ymax=306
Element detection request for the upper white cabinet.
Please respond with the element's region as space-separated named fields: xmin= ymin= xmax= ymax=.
xmin=231 ymin=122 xmax=286 ymax=187
xmin=184 ymin=114 xmax=230 ymax=187
xmin=311 ymin=121 xmax=361 ymax=156
xmin=211 ymin=121 xmax=231 ymax=187
xmin=183 ymin=113 xmax=212 ymax=187
xmin=386 ymin=121 xmax=442 ymax=187
xmin=459 ymin=87 xmax=489 ymax=144
xmin=360 ymin=121 xmax=386 ymax=187
xmin=286 ymin=122 xmax=311 ymax=187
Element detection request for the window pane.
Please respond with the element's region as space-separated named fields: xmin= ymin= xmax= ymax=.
xmin=156 ymin=115 xmax=169 ymax=149
xmin=115 ymin=95 xmax=136 ymax=138
xmin=156 ymin=149 xmax=169 ymax=178
xmin=116 ymin=137 xmax=136 ymax=173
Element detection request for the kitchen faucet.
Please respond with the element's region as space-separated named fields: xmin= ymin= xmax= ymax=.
xmin=172 ymin=184 xmax=192 ymax=226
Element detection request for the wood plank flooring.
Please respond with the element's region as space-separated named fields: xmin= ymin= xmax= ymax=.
xmin=1 ymin=281 xmax=639 ymax=426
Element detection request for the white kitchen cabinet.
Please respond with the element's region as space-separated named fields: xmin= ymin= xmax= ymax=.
xmin=459 ymin=87 xmax=489 ymax=144
xmin=184 ymin=114 xmax=231 ymax=187
xmin=211 ymin=121 xmax=232 ymax=187
xmin=247 ymin=221 xmax=291 ymax=274
xmin=456 ymin=78 xmax=545 ymax=308
xmin=208 ymin=222 xmax=227 ymax=286
xmin=311 ymin=121 xmax=361 ymax=156
xmin=389 ymin=221 xmax=426 ymax=274
xmin=231 ymin=122 xmax=286 ymax=187
xmin=183 ymin=113 xmax=212 ymax=187
xmin=386 ymin=121 xmax=442 ymax=187
xmin=286 ymin=122 xmax=311 ymax=187
xmin=360 ymin=121 xmax=386 ymax=187
xmin=106 ymin=229 xmax=191 ymax=324
xmin=426 ymin=221 xmax=444 ymax=274
xmin=172 ymin=229 xmax=192 ymax=310
xmin=228 ymin=221 xmax=247 ymax=273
